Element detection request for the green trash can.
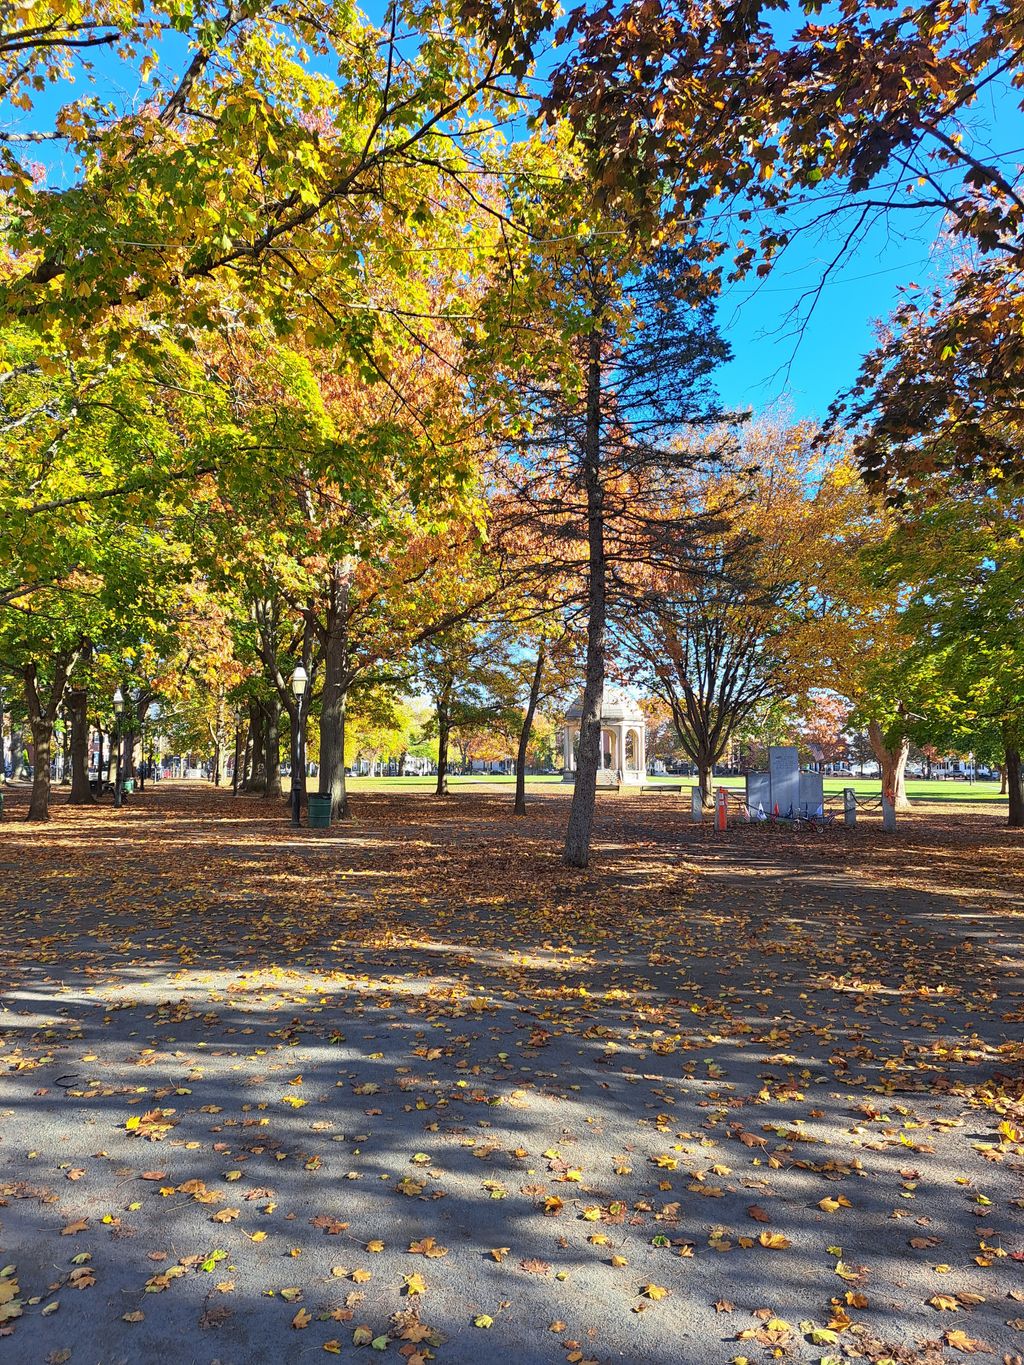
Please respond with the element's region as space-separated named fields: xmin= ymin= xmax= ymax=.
xmin=123 ymin=778 xmax=135 ymax=794
xmin=307 ymin=793 xmax=332 ymax=829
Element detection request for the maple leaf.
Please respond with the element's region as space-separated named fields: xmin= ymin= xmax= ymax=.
xmin=641 ymin=1284 xmax=669 ymax=1300
xmin=943 ymin=1328 xmax=993 ymax=1353
xmin=519 ymin=1258 xmax=550 ymax=1275
xmin=403 ymin=1273 xmax=426 ymax=1295
xmin=125 ymin=1109 xmax=178 ymax=1141
xmin=401 ymin=1323 xmax=432 ymax=1343
xmin=408 ymin=1237 xmax=447 ymax=1258
xmin=291 ymin=1308 xmax=312 ymax=1329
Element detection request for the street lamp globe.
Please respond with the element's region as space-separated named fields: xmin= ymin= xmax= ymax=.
xmin=290 ymin=665 xmax=308 ymax=698
xmin=113 ymin=687 xmax=124 ymax=716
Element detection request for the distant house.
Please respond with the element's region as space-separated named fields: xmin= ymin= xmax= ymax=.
xmin=470 ymin=758 xmax=514 ymax=775
xmin=401 ymin=754 xmax=434 ymax=776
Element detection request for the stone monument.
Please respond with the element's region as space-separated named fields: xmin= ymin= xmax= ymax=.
xmin=745 ymin=745 xmax=823 ymax=818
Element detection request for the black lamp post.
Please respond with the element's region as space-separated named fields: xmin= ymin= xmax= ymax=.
xmin=290 ymin=665 xmax=308 ymax=827
xmin=113 ymin=687 xmax=124 ymax=808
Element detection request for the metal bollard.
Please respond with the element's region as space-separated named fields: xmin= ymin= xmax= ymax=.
xmin=844 ymin=788 xmax=856 ymax=827
xmin=691 ymin=786 xmax=703 ymax=822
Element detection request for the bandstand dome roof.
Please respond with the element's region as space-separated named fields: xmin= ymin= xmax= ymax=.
xmin=564 ymin=686 xmax=644 ymax=724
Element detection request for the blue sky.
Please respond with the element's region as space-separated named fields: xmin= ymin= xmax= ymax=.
xmin=714 ymin=218 xmax=946 ymax=420
xmin=4 ymin=13 xmax=1020 ymax=426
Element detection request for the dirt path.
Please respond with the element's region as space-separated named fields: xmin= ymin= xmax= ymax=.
xmin=1 ymin=783 xmax=1022 ymax=1364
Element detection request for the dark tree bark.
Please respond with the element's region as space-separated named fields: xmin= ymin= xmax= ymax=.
xmin=514 ymin=641 xmax=546 ymax=816
xmin=564 ymin=330 xmax=605 ymax=867
xmin=60 ymin=714 xmax=71 ymax=784
xmin=435 ymin=676 xmax=453 ymax=797
xmin=242 ymin=720 xmax=254 ymax=788
xmin=67 ymin=687 xmax=94 ymax=804
xmin=1004 ymin=730 xmax=1023 ymax=828
xmin=10 ymin=728 xmax=27 ymax=779
xmin=319 ymin=563 xmax=353 ymax=819
xmin=245 ymin=697 xmax=265 ymax=791
xmin=232 ymin=719 xmax=243 ymax=794
xmin=23 ymin=652 xmax=76 ymax=821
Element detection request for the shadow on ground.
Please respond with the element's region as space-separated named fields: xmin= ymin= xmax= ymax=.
xmin=0 ymin=782 xmax=1022 ymax=1365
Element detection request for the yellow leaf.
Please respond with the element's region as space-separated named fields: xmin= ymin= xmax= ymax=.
xmin=642 ymin=1284 xmax=669 ymax=1300
xmin=759 ymin=1231 xmax=791 ymax=1250
xmin=403 ymin=1273 xmax=426 ymax=1295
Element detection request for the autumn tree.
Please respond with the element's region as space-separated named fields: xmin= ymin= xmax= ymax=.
xmin=865 ymin=477 xmax=1024 ymax=826
xmin=798 ymin=693 xmax=851 ymax=769
xmin=480 ymin=218 xmax=735 ymax=864
xmin=622 ymin=422 xmax=863 ymax=802
xmin=0 ymin=327 xmax=210 ymax=818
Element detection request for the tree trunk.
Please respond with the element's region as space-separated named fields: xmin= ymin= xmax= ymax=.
xmin=60 ymin=715 xmax=71 ymax=784
xmin=867 ymin=720 xmax=910 ymax=810
xmin=514 ymin=642 xmax=546 ymax=816
xmin=697 ymin=760 xmax=712 ymax=806
xmin=565 ymin=328 xmax=605 ymax=868
xmin=232 ymin=720 xmax=243 ymax=794
xmin=22 ymin=656 xmax=75 ymax=821
xmin=245 ymin=698 xmax=265 ymax=790
xmin=242 ymin=723 xmax=254 ymax=788
xmin=67 ymin=688 xmax=94 ymax=804
xmin=27 ymin=717 xmax=52 ymax=820
xmin=1003 ymin=721 xmax=1023 ymax=828
xmin=1006 ymin=747 xmax=1023 ymax=828
xmin=319 ymin=562 xmax=351 ymax=819
xmin=435 ymin=679 xmax=452 ymax=797
xmin=264 ymin=696 xmax=282 ymax=797
xmin=10 ymin=727 xmax=26 ymax=779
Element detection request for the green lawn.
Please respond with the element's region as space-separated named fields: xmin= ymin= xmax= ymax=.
xmin=344 ymin=772 xmax=1006 ymax=802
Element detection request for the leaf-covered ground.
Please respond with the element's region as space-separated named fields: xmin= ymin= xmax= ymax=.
xmin=1 ymin=782 xmax=1022 ymax=1365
